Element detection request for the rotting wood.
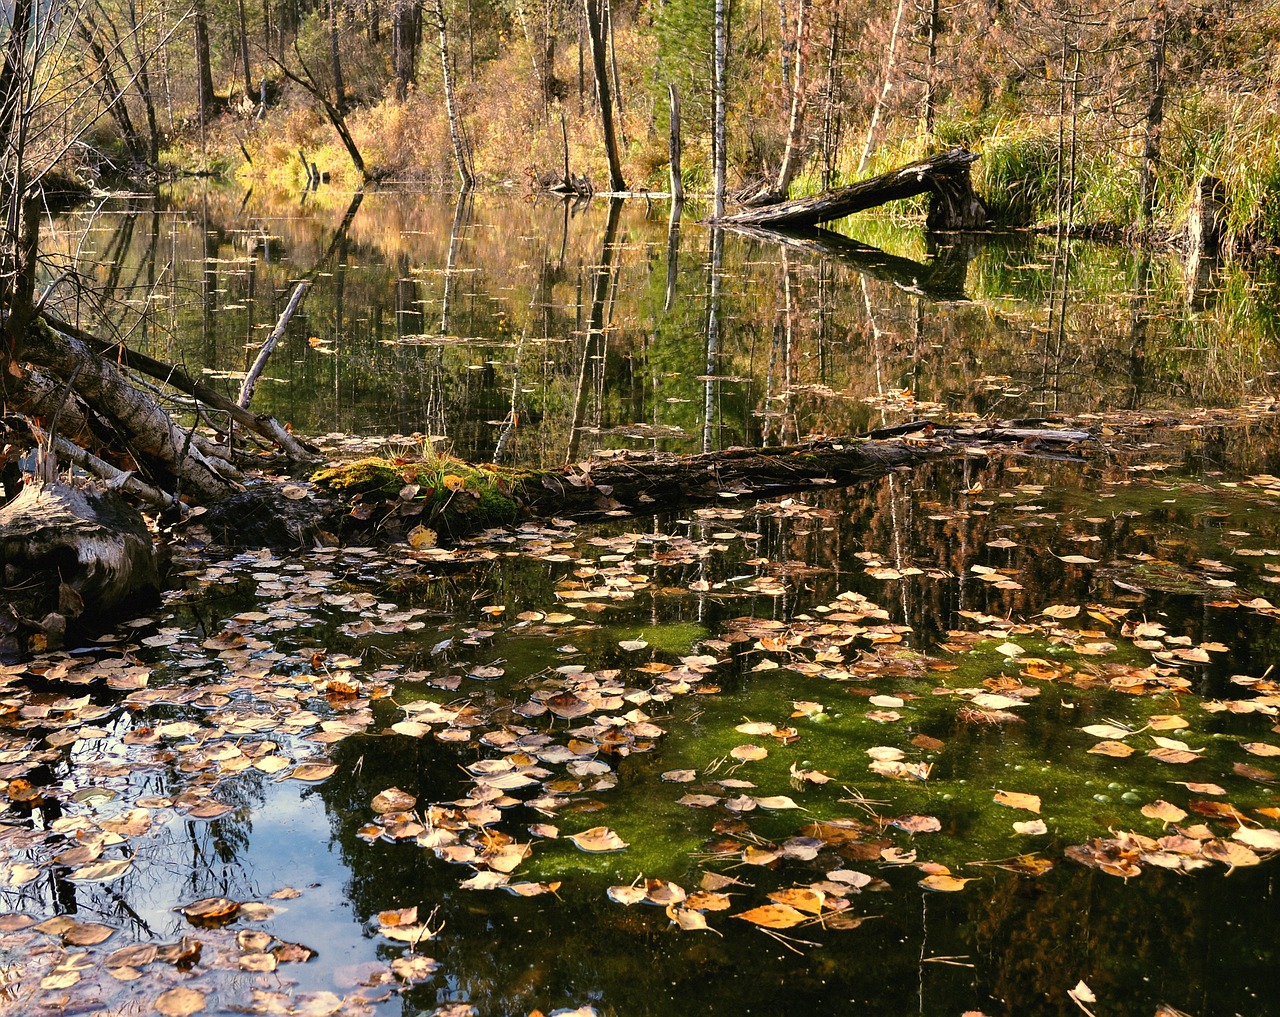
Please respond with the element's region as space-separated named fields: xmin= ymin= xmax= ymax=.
xmin=212 ymin=423 xmax=1096 ymax=548
xmin=0 ymin=479 xmax=160 ymax=656
xmin=715 ymin=148 xmax=988 ymax=231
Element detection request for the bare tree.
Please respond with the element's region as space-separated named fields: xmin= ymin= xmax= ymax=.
xmin=583 ymin=0 xmax=626 ymax=191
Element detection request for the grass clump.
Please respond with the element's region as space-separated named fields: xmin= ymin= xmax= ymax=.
xmin=312 ymin=453 xmax=525 ymax=537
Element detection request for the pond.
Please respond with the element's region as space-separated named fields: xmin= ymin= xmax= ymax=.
xmin=5 ymin=187 xmax=1280 ymax=1017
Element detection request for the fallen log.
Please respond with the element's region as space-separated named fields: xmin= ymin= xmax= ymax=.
xmin=202 ymin=423 xmax=1096 ymax=547
xmin=715 ymin=147 xmax=988 ymax=231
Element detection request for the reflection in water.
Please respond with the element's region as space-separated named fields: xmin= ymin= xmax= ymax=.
xmin=42 ymin=188 xmax=1280 ymax=471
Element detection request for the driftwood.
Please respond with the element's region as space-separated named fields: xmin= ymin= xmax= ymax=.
xmin=0 ymin=479 xmax=160 ymax=657
xmin=716 ymin=148 xmax=988 ymax=231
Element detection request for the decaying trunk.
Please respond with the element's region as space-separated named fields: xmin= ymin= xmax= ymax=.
xmin=207 ymin=424 xmax=1095 ymax=548
xmin=0 ymin=479 xmax=160 ymax=657
xmin=716 ymin=148 xmax=987 ymax=231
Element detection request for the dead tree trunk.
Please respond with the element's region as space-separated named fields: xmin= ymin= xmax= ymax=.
xmin=583 ymin=0 xmax=626 ymax=192
xmin=0 ymin=479 xmax=160 ymax=655
xmin=716 ymin=148 xmax=987 ymax=230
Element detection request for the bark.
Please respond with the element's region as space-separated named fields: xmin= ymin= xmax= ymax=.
xmin=712 ymin=0 xmax=727 ymax=217
xmin=238 ymin=281 xmax=310 ymax=409
xmin=0 ymin=480 xmax=160 ymax=656
xmin=857 ymin=0 xmax=907 ymax=176
xmin=772 ymin=0 xmax=809 ymax=201
xmin=431 ymin=0 xmax=472 ymax=189
xmin=716 ymin=148 xmax=984 ymax=230
xmin=193 ymin=0 xmax=215 ymax=115
xmin=237 ymin=0 xmax=255 ymax=101
xmin=127 ymin=0 xmax=161 ymax=164
xmin=923 ymin=0 xmax=940 ymax=135
xmin=583 ymin=0 xmax=626 ymax=191
xmin=668 ymin=83 xmax=683 ymax=204
xmin=16 ymin=318 xmax=242 ymax=503
xmin=1138 ymin=0 xmax=1168 ymax=229
xmin=328 ymin=0 xmax=346 ymax=113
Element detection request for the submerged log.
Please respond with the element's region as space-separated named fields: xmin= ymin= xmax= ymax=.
xmin=0 ymin=480 xmax=160 ymax=656
xmin=716 ymin=147 xmax=988 ymax=231
xmin=205 ymin=423 xmax=1095 ymax=548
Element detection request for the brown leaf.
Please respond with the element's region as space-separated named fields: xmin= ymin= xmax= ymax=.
xmin=767 ymin=888 xmax=824 ymax=914
xmin=567 ymin=826 xmax=628 ymax=853
xmin=62 ymin=921 xmax=116 ymax=946
xmin=733 ymin=904 xmax=809 ymax=929
xmin=179 ymin=897 xmax=241 ymax=927
xmin=156 ymin=987 xmax=206 ymax=1017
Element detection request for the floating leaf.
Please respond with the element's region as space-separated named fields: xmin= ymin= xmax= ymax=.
xmin=733 ymin=904 xmax=808 ymax=929
xmin=767 ymin=888 xmax=824 ymax=914
xmin=1232 ymin=827 xmax=1280 ymax=852
xmin=1042 ymin=605 xmax=1081 ymax=619
xmin=62 ymin=921 xmax=116 ymax=946
xmin=1242 ymin=741 xmax=1280 ymax=757
xmin=372 ymin=787 xmax=417 ymax=814
xmin=1081 ymin=724 xmax=1132 ymax=740
xmin=179 ymin=897 xmax=241 ymax=927
xmin=1149 ymin=747 xmax=1200 ymax=764
xmin=1012 ymin=819 xmax=1048 ymax=836
xmin=754 ymin=795 xmax=802 ymax=810
xmin=156 ymin=988 xmax=206 ymax=1017
xmin=730 ymin=744 xmax=768 ymax=761
xmin=919 ymin=874 xmax=976 ymax=892
xmin=892 ymin=815 xmax=942 ymax=834
xmin=1141 ymin=801 xmax=1187 ymax=825
xmin=1201 ymin=839 xmax=1260 ymax=871
xmin=1088 ymin=740 xmax=1134 ymax=758
xmin=286 ymin=763 xmax=337 ymax=782
xmin=607 ymin=885 xmax=648 ymax=906
xmin=994 ymin=791 xmax=1041 ymax=814
xmin=69 ymin=857 xmax=132 ymax=882
xmin=568 ymin=827 xmax=628 ymax=853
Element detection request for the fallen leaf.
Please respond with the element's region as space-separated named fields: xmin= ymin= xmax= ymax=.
xmin=994 ymin=790 xmax=1041 ymax=814
xmin=733 ymin=904 xmax=808 ymax=929
xmin=567 ymin=827 xmax=628 ymax=853
xmin=919 ymin=874 xmax=976 ymax=892
xmin=156 ymin=987 xmax=206 ymax=1017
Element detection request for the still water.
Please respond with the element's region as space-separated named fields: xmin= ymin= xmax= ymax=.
xmin=4 ymin=187 xmax=1280 ymax=1017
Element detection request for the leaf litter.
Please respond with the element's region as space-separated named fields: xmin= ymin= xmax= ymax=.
xmin=6 ymin=448 xmax=1280 ymax=1012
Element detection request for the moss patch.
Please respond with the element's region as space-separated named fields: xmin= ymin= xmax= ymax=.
xmin=311 ymin=454 xmax=528 ymax=537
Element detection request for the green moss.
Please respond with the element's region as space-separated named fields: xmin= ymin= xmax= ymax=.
xmin=311 ymin=454 xmax=526 ymax=536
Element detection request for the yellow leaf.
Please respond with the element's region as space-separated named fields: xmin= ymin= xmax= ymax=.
xmin=733 ymin=904 xmax=809 ymax=928
xmin=994 ymin=790 xmax=1041 ymax=814
xmin=919 ymin=874 xmax=977 ymax=892
xmin=408 ymin=525 xmax=438 ymax=549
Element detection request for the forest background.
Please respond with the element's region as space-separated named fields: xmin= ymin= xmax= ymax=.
xmin=40 ymin=0 xmax=1280 ymax=250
